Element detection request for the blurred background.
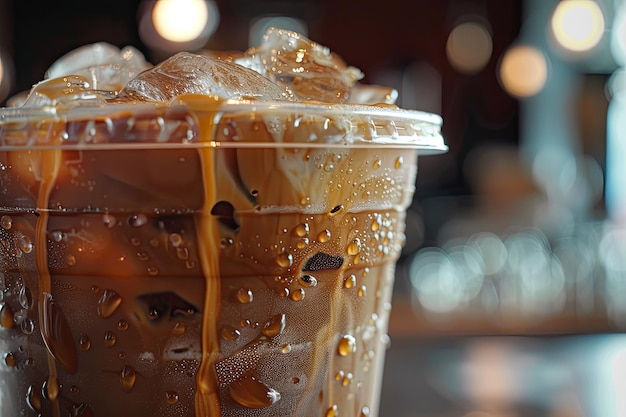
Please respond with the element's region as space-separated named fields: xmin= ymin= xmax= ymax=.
xmin=1 ymin=0 xmax=625 ymax=415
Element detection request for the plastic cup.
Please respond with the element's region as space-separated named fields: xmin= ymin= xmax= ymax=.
xmin=0 ymin=97 xmax=446 ymax=417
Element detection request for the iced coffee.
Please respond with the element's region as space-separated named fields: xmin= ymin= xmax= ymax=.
xmin=0 ymin=28 xmax=446 ymax=417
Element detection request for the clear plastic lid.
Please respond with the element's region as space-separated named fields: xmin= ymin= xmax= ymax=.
xmin=0 ymin=99 xmax=447 ymax=153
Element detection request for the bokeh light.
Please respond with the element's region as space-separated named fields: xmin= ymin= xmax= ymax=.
xmin=139 ymin=0 xmax=219 ymax=53
xmin=446 ymin=21 xmax=493 ymax=74
xmin=551 ymin=0 xmax=605 ymax=53
xmin=498 ymin=45 xmax=548 ymax=98
xmin=153 ymin=0 xmax=209 ymax=42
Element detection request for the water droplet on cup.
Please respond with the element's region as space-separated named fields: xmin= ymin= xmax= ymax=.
xmin=120 ymin=365 xmax=137 ymax=392
xmin=221 ymin=325 xmax=241 ymax=341
xmin=236 ymin=288 xmax=254 ymax=304
xmin=338 ymin=335 xmax=357 ymax=356
xmin=343 ymin=275 xmax=356 ymax=289
xmin=4 ymin=352 xmax=15 ymax=367
xmin=26 ymin=384 xmax=43 ymax=412
xmin=0 ymin=303 xmax=14 ymax=328
xmin=102 ymin=213 xmax=117 ymax=228
xmin=326 ymin=404 xmax=339 ymax=417
xmin=297 ymin=274 xmax=317 ymax=287
xmin=228 ymin=376 xmax=281 ymax=409
xmin=262 ymin=313 xmax=286 ymax=338
xmin=20 ymin=317 xmax=34 ymax=334
xmin=166 ymin=391 xmax=179 ymax=404
xmin=293 ymin=223 xmax=309 ymax=237
xmin=79 ymin=334 xmax=91 ymax=351
xmin=276 ymin=252 xmax=293 ymax=268
xmin=117 ymin=319 xmax=129 ymax=331
xmin=18 ymin=286 xmax=33 ymax=309
xmin=290 ymin=288 xmax=305 ymax=302
xmin=97 ymin=289 xmax=122 ymax=318
xmin=394 ymin=156 xmax=403 ymax=169
xmin=347 ymin=238 xmax=361 ymax=255
xmin=41 ymin=293 xmax=77 ymax=374
xmin=104 ymin=331 xmax=117 ymax=347
xmin=0 ymin=215 xmax=12 ymax=230
xmin=317 ymin=230 xmax=331 ymax=243
xmin=128 ymin=214 xmax=148 ymax=227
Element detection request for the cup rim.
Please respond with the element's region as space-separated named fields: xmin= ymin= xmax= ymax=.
xmin=0 ymin=99 xmax=448 ymax=154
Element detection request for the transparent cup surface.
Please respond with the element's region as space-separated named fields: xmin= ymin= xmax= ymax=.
xmin=0 ymin=99 xmax=445 ymax=417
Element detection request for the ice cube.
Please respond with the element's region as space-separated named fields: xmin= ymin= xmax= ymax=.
xmin=118 ymin=52 xmax=293 ymax=103
xmin=347 ymin=84 xmax=399 ymax=105
xmin=20 ymin=75 xmax=106 ymax=108
xmin=245 ymin=27 xmax=364 ymax=103
xmin=45 ymin=42 xmax=150 ymax=93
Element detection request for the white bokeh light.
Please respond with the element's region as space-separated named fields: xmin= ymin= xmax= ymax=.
xmin=551 ymin=0 xmax=605 ymax=52
xmin=152 ymin=0 xmax=209 ymax=42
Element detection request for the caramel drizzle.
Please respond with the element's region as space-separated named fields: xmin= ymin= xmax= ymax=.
xmin=181 ymin=95 xmax=224 ymax=416
xmin=35 ymin=130 xmax=63 ymax=417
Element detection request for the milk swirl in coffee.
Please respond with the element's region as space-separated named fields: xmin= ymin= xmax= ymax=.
xmin=0 ymin=28 xmax=445 ymax=416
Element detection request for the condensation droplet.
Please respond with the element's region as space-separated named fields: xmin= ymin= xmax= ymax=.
xmin=117 ymin=320 xmax=129 ymax=331
xmin=20 ymin=317 xmax=34 ymax=334
xmin=236 ymin=288 xmax=254 ymax=304
xmin=296 ymin=238 xmax=309 ymax=249
xmin=341 ymin=372 xmax=353 ymax=387
xmin=102 ymin=213 xmax=117 ymax=228
xmin=394 ymin=156 xmax=403 ymax=169
xmin=326 ymin=404 xmax=339 ymax=417
xmin=128 ymin=214 xmax=148 ymax=227
xmin=290 ymin=288 xmax=305 ymax=302
xmin=228 ymin=376 xmax=281 ymax=409
xmin=335 ymin=370 xmax=344 ymax=381
xmin=130 ymin=237 xmax=141 ymax=247
xmin=79 ymin=334 xmax=91 ymax=351
xmin=19 ymin=286 xmax=33 ymax=309
xmin=104 ymin=331 xmax=117 ymax=347
xmin=281 ymin=344 xmax=292 ymax=354
xmin=293 ymin=223 xmax=309 ymax=237
xmin=45 ymin=376 xmax=60 ymax=401
xmin=276 ymin=252 xmax=293 ymax=268
xmin=66 ymin=255 xmax=76 ymax=266
xmin=347 ymin=238 xmax=361 ymax=255
xmin=27 ymin=384 xmax=43 ymax=412
xmin=176 ymin=247 xmax=189 ymax=260
xmin=221 ymin=325 xmax=241 ymax=341
xmin=137 ymin=251 xmax=149 ymax=261
xmin=278 ymin=287 xmax=290 ymax=298
xmin=169 ymin=233 xmax=183 ymax=247
xmin=343 ymin=275 xmax=356 ymax=289
xmin=166 ymin=391 xmax=179 ymax=405
xmin=97 ymin=289 xmax=122 ymax=318
xmin=358 ymin=285 xmax=367 ymax=297
xmin=41 ymin=293 xmax=77 ymax=373
xmin=50 ymin=230 xmax=64 ymax=242
xmin=4 ymin=352 xmax=15 ymax=367
xmin=297 ymin=274 xmax=318 ymax=287
xmin=0 ymin=303 xmax=14 ymax=328
xmin=0 ymin=215 xmax=12 ymax=230
xmin=338 ymin=335 xmax=357 ymax=356
xmin=262 ymin=313 xmax=286 ymax=338
xmin=120 ymin=365 xmax=137 ymax=392
xmin=360 ymin=406 xmax=371 ymax=417
xmin=18 ymin=235 xmax=33 ymax=253
xmin=329 ymin=205 xmax=344 ymax=217
xmin=147 ymin=266 xmax=159 ymax=276
xmin=373 ymin=159 xmax=382 ymax=169
xmin=317 ymin=229 xmax=331 ymax=243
